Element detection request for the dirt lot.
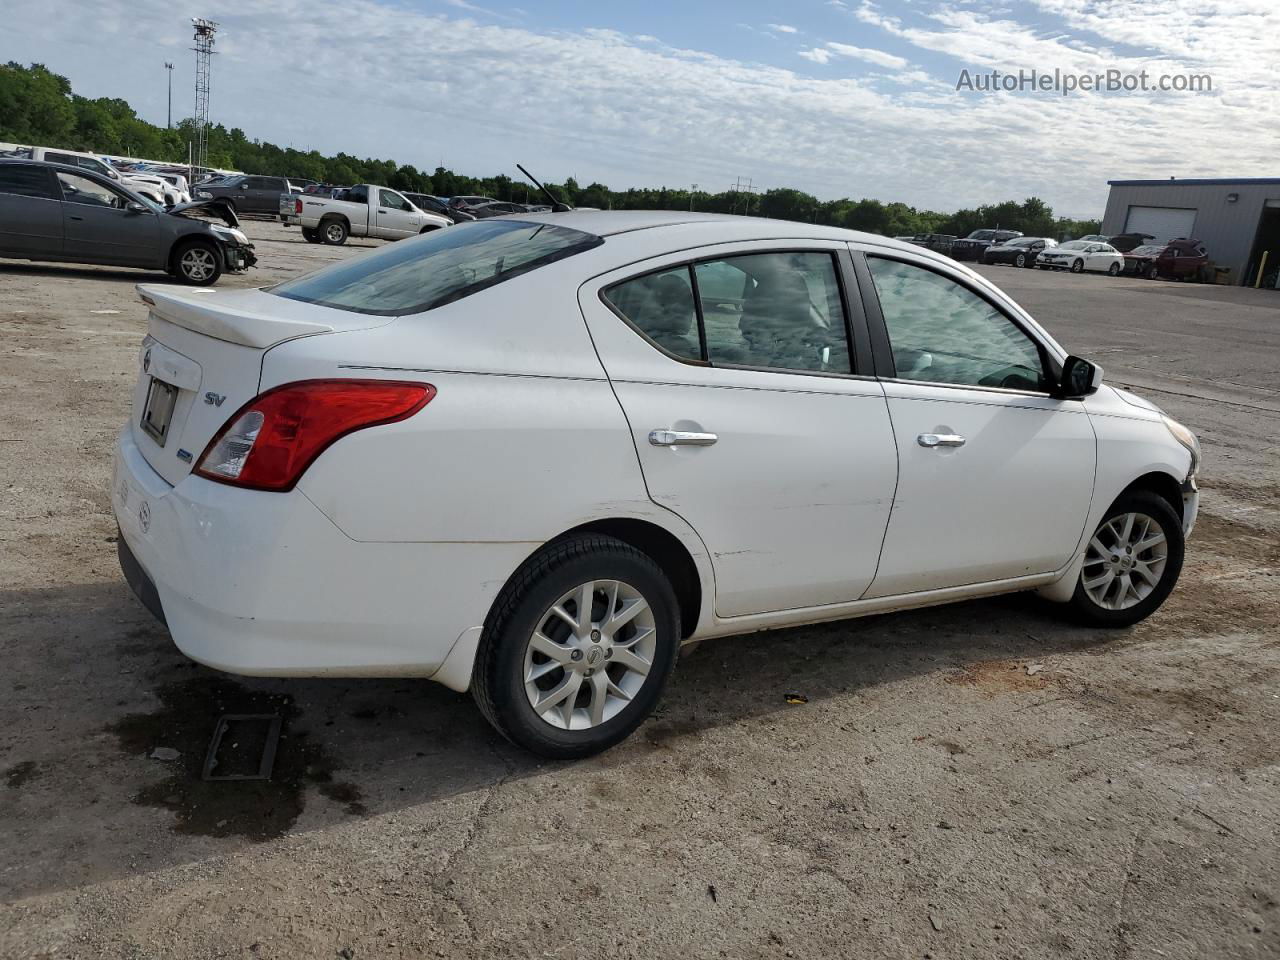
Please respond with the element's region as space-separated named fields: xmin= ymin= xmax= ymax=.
xmin=2 ymin=223 xmax=1278 ymax=960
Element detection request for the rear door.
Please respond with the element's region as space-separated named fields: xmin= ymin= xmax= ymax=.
xmin=855 ymin=249 xmax=1095 ymax=597
xmin=55 ymin=170 xmax=161 ymax=267
xmin=374 ymin=189 xmax=420 ymax=238
xmin=0 ymin=163 xmax=63 ymax=258
xmin=579 ymin=241 xmax=898 ymax=618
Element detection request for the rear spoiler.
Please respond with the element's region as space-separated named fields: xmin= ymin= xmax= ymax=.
xmin=137 ymin=285 xmax=335 ymax=349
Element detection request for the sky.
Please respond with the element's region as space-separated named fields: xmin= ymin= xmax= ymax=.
xmin=6 ymin=0 xmax=1278 ymax=218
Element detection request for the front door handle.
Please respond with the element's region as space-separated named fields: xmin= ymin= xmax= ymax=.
xmin=918 ymin=433 xmax=966 ymax=448
xmin=649 ymin=429 xmax=717 ymax=447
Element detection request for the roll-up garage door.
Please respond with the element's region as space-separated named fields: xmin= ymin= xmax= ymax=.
xmin=1124 ymin=206 xmax=1197 ymax=243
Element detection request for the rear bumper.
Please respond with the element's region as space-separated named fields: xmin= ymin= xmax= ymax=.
xmin=111 ymin=427 xmax=524 ymax=680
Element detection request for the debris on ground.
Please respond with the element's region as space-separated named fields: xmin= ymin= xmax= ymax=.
xmin=784 ymin=693 xmax=809 ymax=704
xmin=1026 ymin=663 xmax=1045 ymax=676
xmin=149 ymin=747 xmax=181 ymax=761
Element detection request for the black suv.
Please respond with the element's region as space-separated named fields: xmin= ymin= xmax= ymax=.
xmin=196 ymin=174 xmax=298 ymax=215
xmin=950 ymin=228 xmax=1022 ymax=262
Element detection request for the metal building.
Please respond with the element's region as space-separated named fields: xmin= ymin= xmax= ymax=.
xmin=1101 ymin=177 xmax=1280 ymax=287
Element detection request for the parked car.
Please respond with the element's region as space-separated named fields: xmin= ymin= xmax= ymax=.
xmin=1076 ymin=234 xmax=1110 ymax=244
xmin=196 ymin=174 xmax=301 ymax=215
xmin=981 ymin=236 xmax=1056 ymax=268
xmin=1037 ymin=240 xmax=1124 ymax=275
xmin=907 ymin=234 xmax=957 ymax=256
xmin=281 ymin=183 xmax=451 ymax=244
xmin=113 ymin=213 xmax=1199 ymax=759
xmin=1124 ymin=239 xmax=1209 ymax=280
xmin=403 ymin=191 xmax=476 ymax=223
xmin=20 ymin=146 xmax=181 ymax=206
xmin=950 ymin=228 xmax=1023 ymax=261
xmin=449 ymin=195 xmax=495 ymax=212
xmin=1107 ymin=233 xmax=1154 ymax=254
xmin=0 ymin=159 xmax=256 ymax=285
xmin=466 ymin=200 xmax=532 ymax=218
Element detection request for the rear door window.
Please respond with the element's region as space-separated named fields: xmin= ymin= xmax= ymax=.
xmin=603 ymin=251 xmax=853 ymax=375
xmin=0 ymin=165 xmax=56 ymax=199
xmin=272 ymin=219 xmax=603 ymax=315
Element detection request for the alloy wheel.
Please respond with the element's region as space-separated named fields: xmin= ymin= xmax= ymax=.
xmin=180 ymin=247 xmax=216 ymax=282
xmin=523 ymin=579 xmax=656 ymax=730
xmin=325 ymin=223 xmax=345 ymax=243
xmin=1081 ymin=512 xmax=1169 ymax=610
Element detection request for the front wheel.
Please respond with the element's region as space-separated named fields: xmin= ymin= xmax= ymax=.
xmin=1069 ymin=490 xmax=1184 ymax=627
xmin=172 ymin=240 xmax=223 ymax=286
xmin=1070 ymin=258 xmax=1084 ymax=273
xmin=471 ymin=534 xmax=681 ymax=759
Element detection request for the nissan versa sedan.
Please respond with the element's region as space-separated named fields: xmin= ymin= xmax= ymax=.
xmin=113 ymin=212 xmax=1200 ymax=758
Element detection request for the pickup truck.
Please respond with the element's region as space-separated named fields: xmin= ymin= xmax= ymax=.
xmin=281 ymin=184 xmax=452 ymax=245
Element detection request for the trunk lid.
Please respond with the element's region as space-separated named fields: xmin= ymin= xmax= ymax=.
xmin=129 ymin=284 xmax=394 ymax=486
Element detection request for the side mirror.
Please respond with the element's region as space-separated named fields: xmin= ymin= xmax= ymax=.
xmin=1059 ymin=355 xmax=1102 ymax=399
xmin=239 ymin=182 xmax=248 ymax=190
xmin=125 ymin=201 xmax=149 ymax=214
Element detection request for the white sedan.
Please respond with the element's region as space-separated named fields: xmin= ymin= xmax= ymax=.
xmin=1037 ymin=239 xmax=1125 ymax=274
xmin=113 ymin=212 xmax=1200 ymax=758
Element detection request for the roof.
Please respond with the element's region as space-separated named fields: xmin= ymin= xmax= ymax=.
xmin=1107 ymin=177 xmax=1280 ymax=187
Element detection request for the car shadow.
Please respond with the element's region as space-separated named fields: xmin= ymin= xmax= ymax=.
xmin=0 ymin=575 xmax=1111 ymax=902
xmin=0 ymin=260 xmax=173 ymax=285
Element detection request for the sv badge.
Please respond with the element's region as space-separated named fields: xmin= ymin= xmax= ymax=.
xmin=204 ymin=391 xmax=227 ymax=407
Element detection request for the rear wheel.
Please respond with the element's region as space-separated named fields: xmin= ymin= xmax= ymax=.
xmin=301 ymin=226 xmax=320 ymax=244
xmin=1108 ymin=262 xmax=1120 ymax=276
xmin=1147 ymin=264 xmax=1159 ymax=280
xmin=172 ymin=240 xmax=223 ymax=286
xmin=320 ymin=218 xmax=348 ymax=245
xmin=1069 ymin=490 xmax=1184 ymax=627
xmin=472 ymin=534 xmax=681 ymax=759
xmin=1015 ymin=253 xmax=1027 ymax=268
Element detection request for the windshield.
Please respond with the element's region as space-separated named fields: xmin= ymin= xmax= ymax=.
xmin=271 ymin=219 xmax=603 ymax=316
xmin=966 ymin=230 xmax=996 ymax=240
xmin=1004 ymin=238 xmax=1038 ymax=247
xmin=1058 ymin=240 xmax=1090 ymax=251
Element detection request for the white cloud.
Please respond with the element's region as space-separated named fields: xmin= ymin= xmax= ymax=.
xmin=798 ymin=47 xmax=833 ymax=64
xmin=767 ymin=23 xmax=798 ymax=34
xmin=4 ymin=0 xmax=1277 ymax=215
xmin=826 ymin=41 xmax=908 ymax=69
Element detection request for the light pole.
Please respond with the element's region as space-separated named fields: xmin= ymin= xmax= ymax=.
xmin=164 ymin=62 xmax=174 ymax=128
xmin=690 ymin=183 xmax=697 ymax=211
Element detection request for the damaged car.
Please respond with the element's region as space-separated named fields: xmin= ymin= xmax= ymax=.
xmin=0 ymin=159 xmax=256 ymax=286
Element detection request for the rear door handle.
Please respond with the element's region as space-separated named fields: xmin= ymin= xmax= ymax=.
xmin=649 ymin=429 xmax=717 ymax=447
xmin=918 ymin=433 xmax=966 ymax=448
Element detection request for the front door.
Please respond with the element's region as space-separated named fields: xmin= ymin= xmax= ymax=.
xmin=55 ymin=171 xmax=160 ymax=268
xmin=857 ymin=251 xmax=1096 ymax=598
xmin=580 ymin=242 xmax=898 ymax=618
xmin=374 ymin=189 xmax=420 ymax=239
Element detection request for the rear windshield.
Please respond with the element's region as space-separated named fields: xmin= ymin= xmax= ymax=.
xmin=271 ymin=219 xmax=603 ymax=316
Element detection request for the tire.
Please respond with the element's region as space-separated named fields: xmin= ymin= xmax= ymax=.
xmin=1015 ymin=254 xmax=1027 ymax=268
xmin=472 ymin=534 xmax=681 ymax=759
xmin=172 ymin=240 xmax=223 ymax=286
xmin=1108 ymin=262 xmax=1120 ymax=276
xmin=1068 ymin=490 xmax=1185 ymax=628
xmin=320 ymin=218 xmax=348 ymax=245
xmin=1147 ymin=265 xmax=1159 ymax=280
xmin=1070 ymin=258 xmax=1084 ymax=274
xmin=301 ymin=226 xmax=321 ymax=244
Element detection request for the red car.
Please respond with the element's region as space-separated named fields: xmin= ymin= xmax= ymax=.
xmin=1123 ymin=239 xmax=1208 ymax=280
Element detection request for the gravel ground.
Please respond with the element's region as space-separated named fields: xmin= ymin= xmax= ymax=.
xmin=2 ymin=223 xmax=1277 ymax=960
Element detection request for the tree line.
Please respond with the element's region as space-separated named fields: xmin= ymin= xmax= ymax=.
xmin=1 ymin=62 xmax=1101 ymax=239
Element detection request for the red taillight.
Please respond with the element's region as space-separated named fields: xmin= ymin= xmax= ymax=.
xmin=294 ymin=198 xmax=303 ymax=214
xmin=195 ymin=379 xmax=434 ymax=492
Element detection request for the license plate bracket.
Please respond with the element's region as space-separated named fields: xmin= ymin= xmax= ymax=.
xmin=141 ymin=377 xmax=179 ymax=447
